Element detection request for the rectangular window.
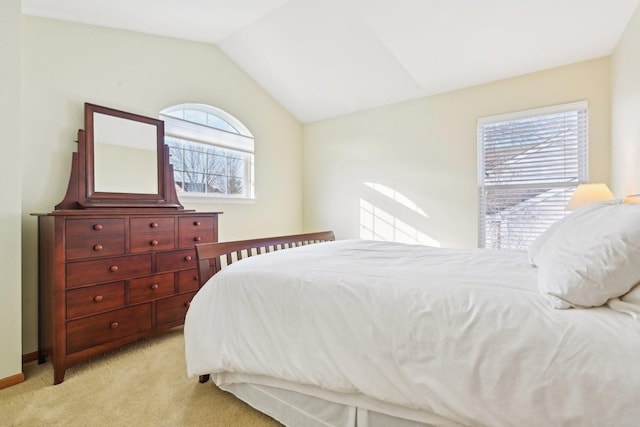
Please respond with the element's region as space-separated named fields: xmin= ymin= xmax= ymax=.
xmin=477 ymin=101 xmax=588 ymax=250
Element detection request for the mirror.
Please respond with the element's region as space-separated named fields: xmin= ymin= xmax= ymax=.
xmin=93 ymin=112 xmax=158 ymax=194
xmin=55 ymin=103 xmax=183 ymax=210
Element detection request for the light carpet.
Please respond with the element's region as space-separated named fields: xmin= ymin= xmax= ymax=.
xmin=0 ymin=328 xmax=281 ymax=427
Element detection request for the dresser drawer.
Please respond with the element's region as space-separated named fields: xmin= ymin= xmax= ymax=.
xmin=66 ymin=218 xmax=125 ymax=237
xmin=178 ymin=216 xmax=215 ymax=248
xmin=130 ymin=217 xmax=175 ymax=233
xmin=66 ymin=282 xmax=126 ymax=319
xmin=130 ymin=272 xmax=175 ymax=304
xmin=66 ymin=254 xmax=152 ymax=288
xmin=156 ymin=249 xmax=196 ymax=272
xmin=66 ymin=304 xmax=152 ymax=354
xmin=177 ymin=268 xmax=200 ymax=293
xmin=66 ymin=235 xmax=125 ymax=260
xmin=130 ymin=231 xmax=175 ymax=253
xmin=156 ymin=292 xmax=197 ymax=326
xmin=130 ymin=217 xmax=176 ymax=253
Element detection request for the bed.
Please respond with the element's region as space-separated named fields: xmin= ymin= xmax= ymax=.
xmin=185 ymin=202 xmax=640 ymax=427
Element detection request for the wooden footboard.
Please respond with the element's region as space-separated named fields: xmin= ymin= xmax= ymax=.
xmin=195 ymin=230 xmax=336 ymax=286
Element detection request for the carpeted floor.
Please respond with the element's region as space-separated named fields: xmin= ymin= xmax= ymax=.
xmin=0 ymin=328 xmax=281 ymax=427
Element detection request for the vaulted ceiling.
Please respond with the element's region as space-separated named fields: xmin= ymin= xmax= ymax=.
xmin=22 ymin=0 xmax=640 ymax=122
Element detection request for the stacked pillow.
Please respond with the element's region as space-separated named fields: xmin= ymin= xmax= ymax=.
xmin=528 ymin=200 xmax=640 ymax=310
xmin=527 ymin=201 xmax=615 ymax=267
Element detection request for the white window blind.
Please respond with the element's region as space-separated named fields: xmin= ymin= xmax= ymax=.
xmin=477 ymin=101 xmax=588 ymax=250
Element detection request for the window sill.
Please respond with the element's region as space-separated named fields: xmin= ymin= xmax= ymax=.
xmin=177 ymin=193 xmax=256 ymax=205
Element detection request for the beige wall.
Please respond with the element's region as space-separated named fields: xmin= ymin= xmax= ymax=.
xmin=21 ymin=16 xmax=304 ymax=353
xmin=611 ymin=4 xmax=640 ymax=196
xmin=303 ymin=58 xmax=611 ymax=248
xmin=16 ymin=7 xmax=639 ymax=360
xmin=0 ymin=0 xmax=23 ymax=381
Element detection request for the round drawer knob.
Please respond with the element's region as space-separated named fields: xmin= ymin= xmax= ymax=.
xmin=93 ymin=244 xmax=103 ymax=252
xmin=193 ymin=276 xmax=198 ymax=281
xmin=184 ymin=256 xmax=192 ymax=262
xmin=194 ymin=221 xmax=201 ymax=226
xmin=150 ymin=222 xmax=159 ymax=228
xmin=94 ymin=295 xmax=103 ymax=303
xmin=109 ymin=265 xmax=119 ymax=272
xmin=93 ymin=224 xmax=103 ymax=231
xmin=185 ymin=302 xmax=191 ymax=308
xmin=150 ymin=240 xmax=159 ymax=246
xmin=150 ymin=284 xmax=159 ymax=290
xmin=110 ymin=322 xmax=119 ymax=329
xmin=193 ymin=236 xmax=202 ymax=242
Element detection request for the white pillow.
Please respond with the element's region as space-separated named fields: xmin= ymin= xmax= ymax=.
xmin=607 ymin=284 xmax=640 ymax=319
xmin=536 ymin=201 xmax=640 ymax=308
xmin=528 ymin=200 xmax=617 ymax=267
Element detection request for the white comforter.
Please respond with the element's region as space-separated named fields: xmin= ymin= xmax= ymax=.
xmin=184 ymin=240 xmax=640 ymax=427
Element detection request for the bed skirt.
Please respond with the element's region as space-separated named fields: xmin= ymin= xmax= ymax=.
xmin=213 ymin=373 xmax=461 ymax=427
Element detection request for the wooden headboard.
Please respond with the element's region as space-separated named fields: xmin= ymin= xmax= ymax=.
xmin=195 ymin=231 xmax=336 ymax=286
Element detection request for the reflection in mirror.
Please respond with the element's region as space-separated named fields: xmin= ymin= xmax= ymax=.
xmin=93 ymin=112 xmax=158 ymax=194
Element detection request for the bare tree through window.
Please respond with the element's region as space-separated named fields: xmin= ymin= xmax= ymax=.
xmin=168 ymin=138 xmax=247 ymax=195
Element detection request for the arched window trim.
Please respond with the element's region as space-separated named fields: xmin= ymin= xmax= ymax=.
xmin=161 ymin=103 xmax=253 ymax=138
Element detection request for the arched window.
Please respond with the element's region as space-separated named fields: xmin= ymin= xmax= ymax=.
xmin=160 ymin=104 xmax=254 ymax=199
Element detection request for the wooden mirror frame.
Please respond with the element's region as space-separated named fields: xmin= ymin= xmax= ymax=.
xmin=55 ymin=103 xmax=183 ymax=210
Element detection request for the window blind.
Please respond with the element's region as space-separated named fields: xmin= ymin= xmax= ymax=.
xmin=477 ymin=101 xmax=588 ymax=250
xmin=160 ymin=113 xmax=255 ymax=154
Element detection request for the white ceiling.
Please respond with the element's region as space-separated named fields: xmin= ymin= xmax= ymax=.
xmin=22 ymin=0 xmax=640 ymax=123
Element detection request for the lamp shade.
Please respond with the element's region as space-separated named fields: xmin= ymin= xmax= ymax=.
xmin=566 ymin=183 xmax=615 ymax=210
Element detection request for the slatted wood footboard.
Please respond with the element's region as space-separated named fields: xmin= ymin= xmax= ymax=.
xmin=195 ymin=230 xmax=335 ymax=286
xmin=194 ymin=230 xmax=335 ymax=383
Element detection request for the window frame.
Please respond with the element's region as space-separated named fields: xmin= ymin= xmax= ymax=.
xmin=477 ymin=101 xmax=589 ymax=250
xmin=160 ymin=104 xmax=255 ymax=201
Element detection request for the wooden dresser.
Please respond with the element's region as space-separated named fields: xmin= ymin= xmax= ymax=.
xmin=36 ymin=103 xmax=222 ymax=384
xmin=37 ymin=210 xmax=219 ymax=384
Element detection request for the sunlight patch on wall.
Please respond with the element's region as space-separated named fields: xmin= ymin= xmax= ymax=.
xmin=360 ymin=183 xmax=440 ymax=246
xmin=364 ymin=182 xmax=428 ymax=217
